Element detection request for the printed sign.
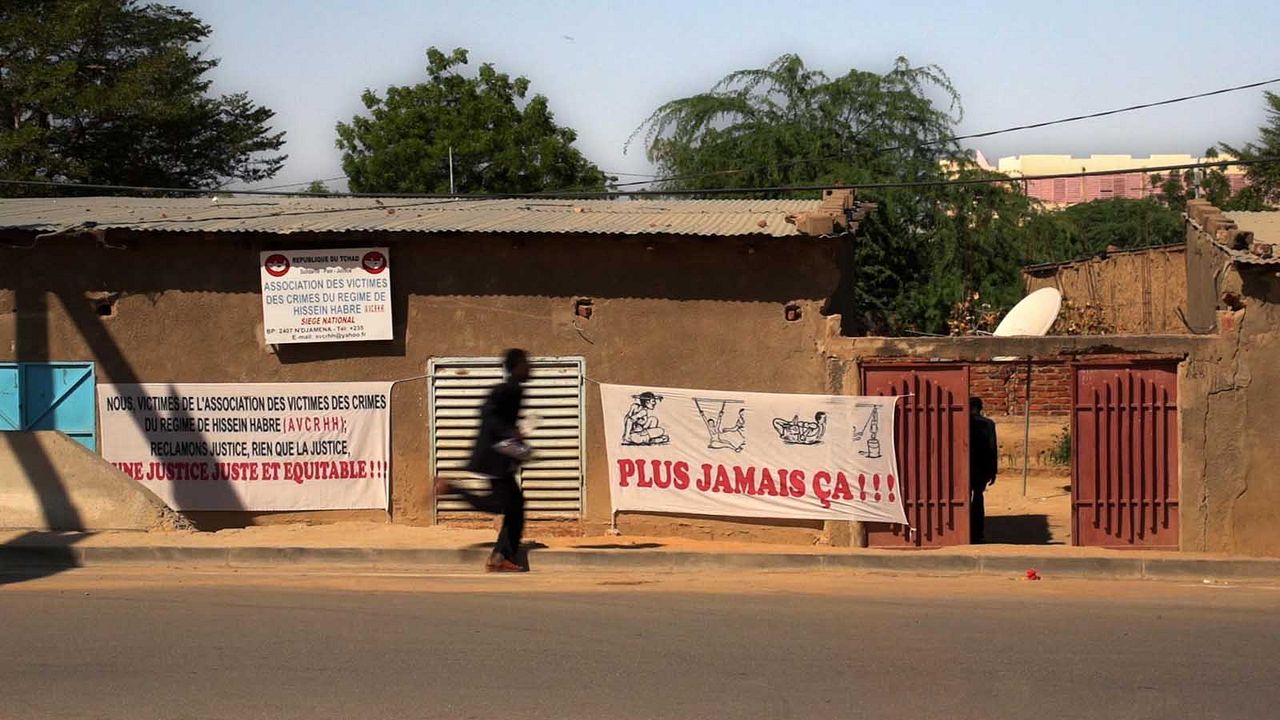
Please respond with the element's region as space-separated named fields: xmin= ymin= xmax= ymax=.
xmin=98 ymin=382 xmax=392 ymax=511
xmin=601 ymin=383 xmax=907 ymax=524
xmin=260 ymin=247 xmax=392 ymax=344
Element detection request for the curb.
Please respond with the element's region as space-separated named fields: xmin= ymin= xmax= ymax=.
xmin=3 ymin=544 xmax=1279 ymax=581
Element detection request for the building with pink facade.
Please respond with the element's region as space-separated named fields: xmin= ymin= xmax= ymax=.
xmin=980 ymin=154 xmax=1248 ymax=206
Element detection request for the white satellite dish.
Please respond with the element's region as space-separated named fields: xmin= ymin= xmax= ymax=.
xmin=990 ymin=288 xmax=1062 ymax=362
xmin=993 ymin=287 xmax=1062 ymax=337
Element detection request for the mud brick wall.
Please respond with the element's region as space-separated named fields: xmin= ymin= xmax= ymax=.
xmin=969 ymin=362 xmax=1072 ymax=416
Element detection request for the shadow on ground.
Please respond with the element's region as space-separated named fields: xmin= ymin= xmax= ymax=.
xmin=984 ymin=515 xmax=1055 ymax=545
xmin=465 ymin=540 xmax=549 ymax=551
xmin=0 ymin=531 xmax=88 ymax=586
xmin=571 ymin=543 xmax=666 ymax=550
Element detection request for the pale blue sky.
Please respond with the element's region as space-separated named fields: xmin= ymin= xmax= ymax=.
xmin=173 ymin=0 xmax=1280 ymax=191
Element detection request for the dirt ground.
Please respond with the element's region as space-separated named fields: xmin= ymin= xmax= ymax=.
xmin=983 ymin=467 xmax=1073 ymax=544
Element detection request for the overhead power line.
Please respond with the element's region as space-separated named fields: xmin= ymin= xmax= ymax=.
xmin=0 ymin=178 xmax=341 ymax=197
xmin=243 ymin=169 xmax=661 ymax=192
xmin=605 ymin=75 xmax=1280 ymax=189
xmin=11 ymin=76 xmax=1268 ymax=201
xmin=230 ymin=169 xmax=662 ymax=194
xmin=603 ymin=170 xmax=662 ymax=178
xmin=0 ymin=157 xmax=1274 ymax=200
xmin=590 ymin=156 xmax=1276 ymax=196
xmin=249 ymin=175 xmax=349 ymax=191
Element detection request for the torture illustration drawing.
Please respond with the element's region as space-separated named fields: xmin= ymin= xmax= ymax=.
xmin=621 ymin=391 xmax=670 ymax=446
xmin=693 ymin=397 xmax=747 ymax=452
xmin=772 ymin=412 xmax=827 ymax=445
xmin=851 ymin=404 xmax=883 ymax=459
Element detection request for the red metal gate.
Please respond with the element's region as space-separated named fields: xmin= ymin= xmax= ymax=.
xmin=1072 ymin=361 xmax=1179 ymax=548
xmin=861 ymin=365 xmax=970 ymax=547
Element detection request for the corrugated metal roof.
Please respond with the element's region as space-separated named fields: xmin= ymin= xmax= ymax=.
xmin=1218 ymin=211 xmax=1280 ymax=265
xmin=0 ymin=196 xmax=852 ymax=238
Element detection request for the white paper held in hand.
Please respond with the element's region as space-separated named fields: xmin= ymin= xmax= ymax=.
xmin=520 ymin=412 xmax=543 ymax=435
xmin=494 ymin=438 xmax=535 ymax=462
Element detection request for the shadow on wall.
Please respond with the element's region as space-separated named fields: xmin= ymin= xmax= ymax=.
xmin=2 ymin=425 xmax=84 ymax=532
xmin=617 ymin=510 xmax=826 ymax=536
xmin=11 ymin=289 xmax=86 ymax=532
xmin=18 ymin=230 xmax=842 ymax=306
xmin=823 ymin=235 xmax=871 ymax=336
xmin=3 ymin=228 xmax=849 ymax=535
xmin=7 ymin=285 xmax=236 ymax=587
xmin=55 ymin=289 xmax=244 ymax=514
xmin=1 ymin=289 xmax=89 ymax=585
xmin=1241 ymin=265 xmax=1280 ymax=305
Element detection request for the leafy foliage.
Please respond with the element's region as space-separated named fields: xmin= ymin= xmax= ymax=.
xmin=630 ymin=55 xmax=965 ymax=191
xmin=1022 ymin=198 xmax=1184 ymax=264
xmin=1196 ymin=148 xmax=1237 ymax=209
xmin=1049 ymin=298 xmax=1116 ymax=336
xmin=632 ymin=58 xmax=1280 ymax=335
xmin=0 ymin=0 xmax=285 ymax=195
xmin=632 ymin=54 xmax=1040 ymax=334
xmin=1218 ymin=90 xmax=1280 ymax=210
xmin=336 ymin=47 xmax=606 ymax=194
xmin=946 ymin=291 xmax=1001 ymax=336
xmin=304 ymin=180 xmax=331 ymax=195
xmin=1046 ymin=426 xmax=1071 ymax=466
xmin=1148 ymin=170 xmax=1197 ymax=211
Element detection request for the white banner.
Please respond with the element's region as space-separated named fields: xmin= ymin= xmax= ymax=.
xmin=260 ymin=247 xmax=392 ymax=344
xmin=602 ymin=384 xmax=907 ymax=524
xmin=97 ymin=382 xmax=392 ymax=511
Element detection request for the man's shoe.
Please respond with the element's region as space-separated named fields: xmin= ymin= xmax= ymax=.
xmin=486 ymin=559 xmax=528 ymax=573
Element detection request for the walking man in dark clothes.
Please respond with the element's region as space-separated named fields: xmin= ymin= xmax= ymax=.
xmin=435 ymin=349 xmax=532 ymax=572
xmin=969 ymin=396 xmax=998 ymax=544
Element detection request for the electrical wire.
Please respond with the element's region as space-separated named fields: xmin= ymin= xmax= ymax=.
xmin=6 ymin=77 xmax=1273 ymax=200
xmin=1 ymin=157 xmax=1275 ymax=201
xmin=0 ymin=178 xmax=340 ymax=197
xmin=4 ymin=157 xmax=1271 ymax=234
xmin=228 ymin=169 xmax=661 ymax=194
xmin=247 ymin=175 xmax=349 ymax=191
xmin=114 ymin=196 xmax=486 ymax=227
xmin=606 ymin=75 xmax=1280 ymax=189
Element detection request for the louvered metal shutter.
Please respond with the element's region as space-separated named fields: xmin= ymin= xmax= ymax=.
xmin=429 ymin=357 xmax=585 ymax=519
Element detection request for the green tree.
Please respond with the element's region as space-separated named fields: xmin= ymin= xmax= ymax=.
xmin=336 ymin=47 xmax=606 ymax=194
xmin=1064 ymin=198 xmax=1184 ymax=253
xmin=630 ymin=54 xmax=964 ymax=192
xmin=304 ymin=180 xmax=331 ymax=195
xmin=1148 ymin=170 xmax=1195 ymax=211
xmin=631 ymin=54 xmax=1033 ymax=334
xmin=1022 ymin=199 xmax=1184 ymax=265
xmin=1197 ymin=147 xmax=1236 ymax=209
xmin=0 ymin=0 xmax=285 ymax=195
xmin=1218 ymin=91 xmax=1280 ymax=210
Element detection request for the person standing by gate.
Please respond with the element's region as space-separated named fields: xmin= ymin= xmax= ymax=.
xmin=435 ymin=349 xmax=533 ymax=572
xmin=969 ymin=397 xmax=998 ymax=544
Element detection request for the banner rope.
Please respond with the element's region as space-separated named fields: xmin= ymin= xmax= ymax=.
xmin=390 ymin=371 xmax=912 ymax=397
xmin=394 ymin=372 xmax=915 ymax=539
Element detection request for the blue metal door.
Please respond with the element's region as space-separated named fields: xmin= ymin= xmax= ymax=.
xmin=0 ymin=362 xmax=97 ymax=451
xmin=0 ymin=365 xmax=19 ymax=432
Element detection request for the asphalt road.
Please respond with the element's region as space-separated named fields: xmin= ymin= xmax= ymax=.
xmin=2 ymin=567 xmax=1278 ymax=720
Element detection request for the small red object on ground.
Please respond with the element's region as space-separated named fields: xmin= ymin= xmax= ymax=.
xmin=1026 ymin=569 xmax=1041 ymax=581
